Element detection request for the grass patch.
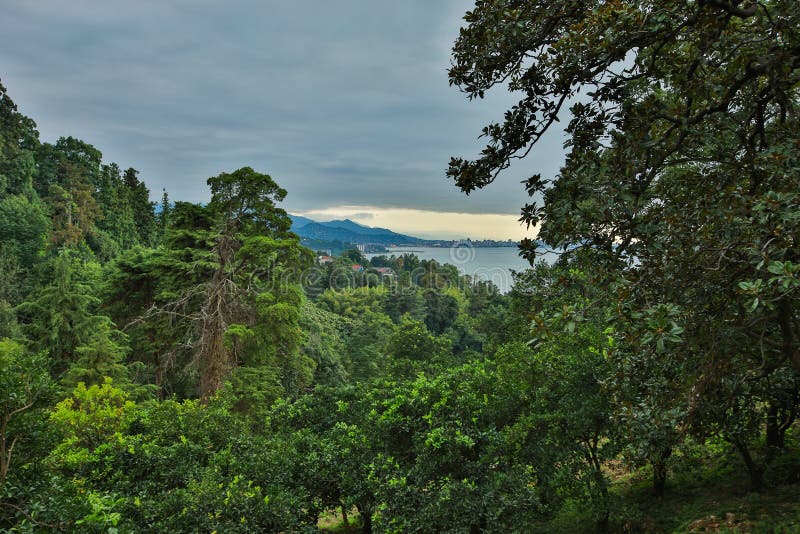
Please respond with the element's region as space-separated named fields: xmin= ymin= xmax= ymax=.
xmin=318 ymin=508 xmax=363 ymax=533
xmin=539 ymin=443 xmax=800 ymax=533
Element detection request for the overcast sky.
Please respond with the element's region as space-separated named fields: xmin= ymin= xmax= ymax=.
xmin=1 ymin=1 xmax=565 ymax=239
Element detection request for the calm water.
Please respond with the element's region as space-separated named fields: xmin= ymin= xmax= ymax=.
xmin=366 ymin=245 xmax=557 ymax=293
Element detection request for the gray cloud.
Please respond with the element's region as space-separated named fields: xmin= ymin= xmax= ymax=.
xmin=0 ymin=1 xmax=565 ymax=215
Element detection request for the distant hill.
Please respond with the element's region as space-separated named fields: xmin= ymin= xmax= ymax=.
xmin=319 ymin=219 xmax=405 ymax=237
xmin=288 ymin=214 xmax=316 ymax=229
xmin=287 ymin=214 xmax=519 ymax=249
xmin=292 ymin=218 xmax=425 ymax=246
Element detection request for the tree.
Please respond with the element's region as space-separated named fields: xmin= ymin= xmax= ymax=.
xmin=157 ymin=188 xmax=170 ymax=237
xmin=298 ymin=301 xmax=350 ymax=387
xmin=500 ymin=261 xmax=618 ymax=520
xmin=317 ymin=286 xmax=386 ymax=319
xmin=385 ymin=315 xmax=451 ymax=376
xmin=0 ymin=194 xmax=48 ymax=271
xmin=0 ymin=80 xmax=39 ymax=197
xmin=448 ymin=0 xmax=800 ymax=348
xmin=381 ymin=286 xmax=425 ymax=323
xmin=196 ymin=167 xmax=310 ymax=398
xmin=422 ymin=288 xmax=460 ymax=335
xmin=341 ymin=248 xmax=367 ymax=265
xmin=17 ymin=249 xmax=106 ymax=372
xmin=448 ymin=0 xmax=800 ymax=490
xmin=264 ymin=386 xmax=379 ymax=530
xmin=103 ymin=202 xmax=218 ymax=398
xmin=0 ymin=339 xmax=50 ymax=486
xmin=49 ymin=379 xmax=136 ymax=458
xmin=345 ymin=311 xmax=394 ymax=383
xmin=102 ymin=246 xmax=181 ymax=395
xmin=36 ymin=138 xmax=103 ymax=247
xmin=367 ymin=361 xmax=546 ymax=532
xmin=92 ymin=163 xmax=139 ymax=255
xmin=122 ymin=167 xmax=156 ymax=246
xmin=62 ymin=318 xmax=132 ymax=392
xmin=146 ymin=168 xmax=312 ymax=399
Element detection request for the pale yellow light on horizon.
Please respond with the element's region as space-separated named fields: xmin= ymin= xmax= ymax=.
xmin=294 ymin=206 xmax=539 ymax=241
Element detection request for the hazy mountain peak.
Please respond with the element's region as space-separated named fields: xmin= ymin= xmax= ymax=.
xmin=288 ymin=214 xmax=316 ymax=229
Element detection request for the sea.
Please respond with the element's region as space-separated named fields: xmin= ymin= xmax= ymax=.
xmin=365 ymin=245 xmax=558 ymax=294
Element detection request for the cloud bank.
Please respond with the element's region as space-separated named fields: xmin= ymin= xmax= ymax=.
xmin=1 ymin=1 xmax=565 ymax=237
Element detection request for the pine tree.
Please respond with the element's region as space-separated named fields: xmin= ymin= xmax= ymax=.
xmin=17 ymin=249 xmax=104 ymax=373
xmin=123 ymin=167 xmax=156 ymax=246
xmin=62 ymin=317 xmax=131 ymax=391
xmin=0 ymin=80 xmax=39 ymax=197
xmin=157 ymin=188 xmax=170 ymax=238
xmin=144 ymin=168 xmax=312 ymax=399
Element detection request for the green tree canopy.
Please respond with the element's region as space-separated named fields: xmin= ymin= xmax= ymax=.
xmin=448 ymin=0 xmax=800 ymax=491
xmin=0 ymin=339 xmax=51 ymax=485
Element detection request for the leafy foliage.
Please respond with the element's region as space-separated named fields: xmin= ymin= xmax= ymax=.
xmin=447 ymin=0 xmax=800 ymax=499
xmin=3 ymin=6 xmax=800 ymax=526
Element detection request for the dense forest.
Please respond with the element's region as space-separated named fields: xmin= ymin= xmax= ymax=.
xmin=2 ymin=0 xmax=800 ymax=532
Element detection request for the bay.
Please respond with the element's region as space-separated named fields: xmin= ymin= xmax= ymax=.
xmin=365 ymin=245 xmax=557 ymax=293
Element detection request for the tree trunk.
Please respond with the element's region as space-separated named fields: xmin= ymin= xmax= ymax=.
xmin=357 ymin=504 xmax=372 ymax=534
xmin=595 ymin=512 xmax=610 ymax=533
xmin=653 ymin=463 xmax=667 ymax=498
xmin=652 ymin=448 xmax=671 ymax=498
xmin=1 ymin=413 xmax=22 ymax=486
xmin=594 ymin=471 xmax=611 ymax=532
xmin=0 ymin=433 xmax=9 ymax=485
xmin=766 ymin=387 xmax=798 ymax=450
xmin=586 ymin=436 xmax=610 ymax=531
xmin=766 ymin=404 xmax=786 ymax=449
xmin=732 ymin=438 xmax=764 ymax=490
xmin=341 ymin=504 xmax=349 ymax=529
xmin=197 ymin=286 xmax=229 ymax=401
xmin=197 ymin=233 xmax=238 ymax=401
xmin=777 ymin=299 xmax=800 ymax=375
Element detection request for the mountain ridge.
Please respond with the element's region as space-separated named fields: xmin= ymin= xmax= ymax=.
xmin=290 ymin=216 xmax=424 ymax=246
